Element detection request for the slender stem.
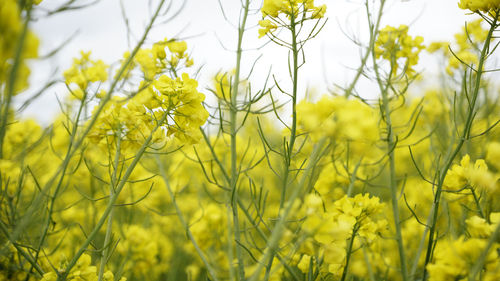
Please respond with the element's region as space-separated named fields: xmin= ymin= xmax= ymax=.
xmin=279 ymin=10 xmax=299 ymax=210
xmin=468 ymin=222 xmax=500 ymax=281
xmin=199 ymin=129 xmax=301 ymax=281
xmin=98 ymin=136 xmax=122 ymax=281
xmin=264 ymin=11 xmax=301 ymax=279
xmin=248 ymin=139 xmax=327 ymax=281
xmin=226 ymin=205 xmax=236 ymax=281
xmin=345 ymin=0 xmax=386 ymax=98
xmin=156 ymin=156 xmax=220 ymax=281
xmin=422 ymin=14 xmax=497 ymax=280
xmin=381 ymin=86 xmax=409 ymax=281
xmin=9 ymin=0 xmax=167 ymax=245
xmin=229 ymin=1 xmax=250 ymax=279
xmin=340 ymin=225 xmax=358 ymax=281
xmin=470 ymin=187 xmax=484 ymax=218
xmin=409 ymin=206 xmax=432 ymax=279
xmin=57 ymin=111 xmax=169 ymax=280
xmin=346 ymin=160 xmax=362 ymax=197
xmin=0 ymin=221 xmax=44 ymax=277
xmin=30 ymin=94 xmax=87 ymax=275
xmin=371 ymin=32 xmax=408 ymax=281
xmin=0 ymin=5 xmax=32 ymax=158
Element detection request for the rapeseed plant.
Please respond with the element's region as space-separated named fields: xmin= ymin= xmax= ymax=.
xmin=1 ymin=1 xmax=500 ymax=281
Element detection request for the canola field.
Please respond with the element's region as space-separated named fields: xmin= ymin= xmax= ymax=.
xmin=1 ymin=0 xmax=500 ymax=281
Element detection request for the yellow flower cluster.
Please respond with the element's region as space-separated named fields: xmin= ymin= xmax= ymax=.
xmin=88 ymin=73 xmax=208 ymax=151
xmin=124 ymin=38 xmax=193 ymax=81
xmin=151 ymin=73 xmax=209 ymax=144
xmin=444 ymin=154 xmax=499 ymax=194
xmin=4 ymin=1 xmax=500 ymax=280
xmin=41 ymin=254 xmax=125 ymax=281
xmin=466 ymin=213 xmax=500 ymax=238
xmin=258 ymin=0 xmax=326 ymax=37
xmin=375 ymin=25 xmax=425 ymax=77
xmin=297 ymin=95 xmax=379 ymax=143
xmin=63 ymin=51 xmax=108 ymax=99
xmin=258 ymin=20 xmax=277 ymax=38
xmin=427 ymin=19 xmax=487 ymax=74
xmin=458 ymin=0 xmax=500 ymax=13
xmin=427 ymin=235 xmax=500 ymax=281
xmin=262 ymin=0 xmax=326 ymax=18
xmin=0 ymin=0 xmax=39 ymax=95
xmin=298 ymin=193 xmax=387 ymax=277
xmin=486 ymin=142 xmax=500 ymax=170
xmin=115 ymin=224 xmax=172 ymax=277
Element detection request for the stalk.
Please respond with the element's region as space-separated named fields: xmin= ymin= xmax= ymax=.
xmin=29 ymin=93 xmax=87 ymax=274
xmin=422 ymin=14 xmax=498 ymax=279
xmin=198 ymin=130 xmax=301 ymax=281
xmin=263 ymin=10 xmax=301 ymax=280
xmin=229 ymin=1 xmax=251 ymax=279
xmin=345 ymin=0 xmax=386 ymax=98
xmin=381 ymin=82 xmax=409 ymax=281
xmin=340 ymin=225 xmax=358 ymax=281
xmin=156 ymin=156 xmax=220 ymax=281
xmin=0 ymin=5 xmax=32 ymax=158
xmin=10 ymin=0 xmax=167 ymax=244
xmin=468 ymin=222 xmax=500 ymax=280
xmin=279 ymin=9 xmax=299 ymax=210
xmin=57 ymin=110 xmax=169 ymax=280
xmin=248 ymin=138 xmax=327 ymax=281
xmin=371 ymin=38 xmax=409 ymax=281
xmin=97 ymin=136 xmax=122 ymax=281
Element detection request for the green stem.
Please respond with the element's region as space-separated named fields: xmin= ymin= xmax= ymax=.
xmin=371 ymin=33 xmax=408 ymax=281
xmin=199 ymin=129 xmax=301 ymax=281
xmin=279 ymin=9 xmax=299 ymax=210
xmin=248 ymin=138 xmax=327 ymax=281
xmin=422 ymin=14 xmax=497 ymax=280
xmin=98 ymin=136 xmax=122 ymax=281
xmin=468 ymin=221 xmax=500 ymax=281
xmin=156 ymin=156 xmax=220 ymax=281
xmin=382 ymin=88 xmax=409 ymax=281
xmin=57 ymin=111 xmax=168 ymax=281
xmin=0 ymin=221 xmax=44 ymax=277
xmin=226 ymin=205 xmax=236 ymax=281
xmin=9 ymin=0 xmax=166 ymax=246
xmin=29 ymin=94 xmax=87 ymax=276
xmin=0 ymin=5 xmax=32 ymax=158
xmin=340 ymin=225 xmax=358 ymax=281
xmin=345 ymin=0 xmax=386 ymax=98
xmin=229 ymin=1 xmax=250 ymax=279
xmin=470 ymin=187 xmax=484 ymax=219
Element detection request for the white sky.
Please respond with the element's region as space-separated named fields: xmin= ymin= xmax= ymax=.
xmin=23 ymin=0 xmax=474 ymax=123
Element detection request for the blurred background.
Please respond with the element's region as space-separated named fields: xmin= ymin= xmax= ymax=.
xmin=24 ymin=0 xmax=473 ymax=124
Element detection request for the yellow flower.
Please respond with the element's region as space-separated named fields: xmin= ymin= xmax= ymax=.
xmin=259 ymin=0 xmax=327 ymax=38
xmin=486 ymin=142 xmax=500 ymax=170
xmin=375 ymin=25 xmax=425 ymax=77
xmin=64 ymin=51 xmax=108 ymax=90
xmin=167 ymin=41 xmax=187 ymax=56
xmin=103 ymin=271 xmax=114 ymax=281
xmin=41 ymin=272 xmax=57 ymax=281
xmin=466 ymin=213 xmax=500 ymax=238
xmin=311 ymin=4 xmax=327 ymax=19
xmin=458 ymin=0 xmax=500 ymax=13
xmin=444 ymin=154 xmax=498 ymax=193
xmin=262 ymin=0 xmax=285 ymax=18
xmin=258 ymin=19 xmax=277 ymax=38
xmin=297 ymin=255 xmax=312 ymax=273
xmin=427 ymin=236 xmax=500 ymax=281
